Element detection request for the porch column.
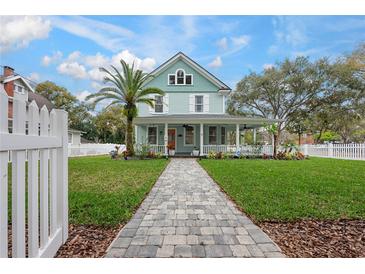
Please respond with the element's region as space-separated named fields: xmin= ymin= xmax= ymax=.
xmin=200 ymin=123 xmax=204 ymax=155
xmin=236 ymin=123 xmax=240 ymax=150
xmin=253 ymin=128 xmax=257 ymax=144
xmin=164 ymin=123 xmax=168 ymax=155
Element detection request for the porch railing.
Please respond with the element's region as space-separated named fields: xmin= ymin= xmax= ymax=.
xmin=135 ymin=144 xmax=165 ymax=154
xmin=203 ymin=145 xmax=274 ymax=156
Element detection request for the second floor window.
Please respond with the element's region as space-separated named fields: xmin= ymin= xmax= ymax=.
xmin=154 ymin=95 xmax=163 ymax=113
xmin=195 ymin=95 xmax=203 ymax=113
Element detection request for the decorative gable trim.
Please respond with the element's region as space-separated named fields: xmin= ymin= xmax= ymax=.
xmin=2 ymin=75 xmax=35 ymax=93
xmin=146 ymin=52 xmax=231 ymax=91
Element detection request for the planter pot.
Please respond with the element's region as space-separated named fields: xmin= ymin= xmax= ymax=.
xmin=168 ymin=150 xmax=175 ymax=156
xmin=192 ymin=150 xmax=200 ymax=156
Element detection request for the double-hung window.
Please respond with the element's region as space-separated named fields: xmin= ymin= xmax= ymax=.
xmin=184 ymin=126 xmax=194 ymax=145
xmin=195 ymin=95 xmax=203 ymax=113
xmin=154 ymin=95 xmax=163 ymax=113
xmin=148 ymin=127 xmax=157 ymax=145
xmin=209 ymin=126 xmax=217 ymax=145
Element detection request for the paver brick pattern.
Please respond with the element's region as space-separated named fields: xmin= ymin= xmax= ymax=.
xmin=106 ymin=158 xmax=283 ymax=258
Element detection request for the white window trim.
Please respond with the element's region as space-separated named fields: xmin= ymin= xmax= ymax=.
xmin=185 ymin=74 xmax=193 ymax=85
xmin=184 ymin=125 xmax=196 ymax=146
xmin=194 ymin=95 xmax=204 ymax=113
xmin=208 ymin=126 xmax=217 ymax=145
xmin=167 ymin=74 xmax=176 ymax=85
xmin=167 ymin=69 xmax=193 ymax=86
xmin=154 ymin=95 xmax=164 ymax=113
xmin=147 ymin=126 xmax=158 ymax=145
xmin=14 ymin=84 xmax=25 ymax=94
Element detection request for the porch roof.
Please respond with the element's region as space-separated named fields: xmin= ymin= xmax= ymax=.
xmin=134 ymin=114 xmax=281 ymax=126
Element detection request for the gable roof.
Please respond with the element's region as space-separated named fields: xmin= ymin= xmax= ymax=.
xmin=147 ymin=52 xmax=231 ymax=92
xmin=1 ymin=75 xmax=35 ymax=93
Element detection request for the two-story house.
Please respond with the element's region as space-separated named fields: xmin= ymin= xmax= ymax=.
xmin=134 ymin=52 xmax=279 ymax=156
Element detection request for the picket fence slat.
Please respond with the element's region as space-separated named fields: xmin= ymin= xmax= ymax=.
xmin=50 ymin=110 xmax=58 ymax=236
xmin=27 ymin=101 xmax=39 ymax=257
xmin=39 ymin=106 xmax=50 ymax=249
xmin=0 ymin=87 xmax=8 ymax=258
xmin=12 ymin=96 xmax=26 ymax=258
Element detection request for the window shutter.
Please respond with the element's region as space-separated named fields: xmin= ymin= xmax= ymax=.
xmin=204 ymin=94 xmax=209 ymax=113
xmin=148 ymin=95 xmax=154 ymax=113
xmin=163 ymin=94 xmax=169 ymax=113
xmin=189 ymin=94 xmax=195 ymax=113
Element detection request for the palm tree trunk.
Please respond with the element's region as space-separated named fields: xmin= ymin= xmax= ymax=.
xmin=126 ymin=117 xmax=134 ymax=156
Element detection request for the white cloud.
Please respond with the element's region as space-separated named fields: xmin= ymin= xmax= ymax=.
xmin=57 ymin=61 xmax=88 ymax=79
xmin=49 ymin=16 xmax=134 ymax=52
xmin=111 ymin=50 xmax=156 ymax=72
xmin=269 ymin=16 xmax=308 ymax=55
xmin=28 ymin=72 xmax=40 ymax=82
xmin=231 ymin=35 xmax=251 ymax=47
xmin=0 ymin=16 xmax=51 ymax=53
xmin=208 ymin=56 xmax=222 ymax=68
xmin=217 ymin=37 xmax=228 ymax=50
xmin=263 ymin=63 xmax=274 ymax=70
xmin=67 ymin=51 xmax=81 ymax=61
xmin=76 ymin=90 xmax=91 ymax=102
xmin=91 ymin=81 xmax=103 ymax=90
xmin=88 ymin=67 xmax=106 ymax=82
xmin=84 ymin=52 xmax=109 ymax=68
xmin=41 ymin=50 xmax=62 ymax=66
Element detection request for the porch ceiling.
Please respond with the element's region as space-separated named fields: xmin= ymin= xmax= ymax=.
xmin=134 ymin=114 xmax=282 ymax=126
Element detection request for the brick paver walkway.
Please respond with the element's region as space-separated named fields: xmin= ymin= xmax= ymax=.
xmin=106 ymin=158 xmax=284 ymax=258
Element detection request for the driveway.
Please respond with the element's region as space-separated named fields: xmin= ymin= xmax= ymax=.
xmin=106 ymin=158 xmax=283 ymax=258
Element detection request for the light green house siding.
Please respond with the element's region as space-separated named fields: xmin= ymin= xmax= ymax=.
xmin=135 ymin=53 xmax=234 ymax=154
xmin=138 ymin=59 xmax=225 ymax=116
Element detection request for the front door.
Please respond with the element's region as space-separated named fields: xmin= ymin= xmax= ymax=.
xmin=168 ymin=129 xmax=176 ymax=150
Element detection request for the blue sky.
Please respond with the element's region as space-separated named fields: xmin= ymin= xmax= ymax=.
xmin=1 ymin=15 xmax=364 ymax=102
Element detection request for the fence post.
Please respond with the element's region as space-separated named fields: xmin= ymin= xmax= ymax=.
xmin=55 ymin=109 xmax=69 ymax=243
xmin=328 ymin=143 xmax=334 ymax=158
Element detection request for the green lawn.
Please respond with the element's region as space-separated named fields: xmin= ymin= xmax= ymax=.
xmin=199 ymin=158 xmax=365 ymax=222
xmin=69 ymin=156 xmax=168 ymax=226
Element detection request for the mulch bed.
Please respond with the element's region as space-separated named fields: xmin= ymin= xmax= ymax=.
xmin=55 ymin=224 xmax=122 ymax=258
xmin=259 ymin=219 xmax=365 ymax=258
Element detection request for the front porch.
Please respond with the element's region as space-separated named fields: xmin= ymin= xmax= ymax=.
xmin=134 ymin=114 xmax=280 ymax=156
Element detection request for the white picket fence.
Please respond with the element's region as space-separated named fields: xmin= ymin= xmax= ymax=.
xmin=0 ymin=90 xmax=68 ymax=258
xmin=201 ymin=143 xmax=365 ymax=160
xmin=304 ymin=143 xmax=365 ymax=160
xmin=68 ymin=143 xmax=125 ymax=157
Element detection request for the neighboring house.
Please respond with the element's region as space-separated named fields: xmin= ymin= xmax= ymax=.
xmin=0 ymin=66 xmax=54 ymax=133
xmin=68 ymin=129 xmax=83 ymax=145
xmin=1 ymin=65 xmax=76 ymax=141
xmin=134 ymin=52 xmax=280 ymax=156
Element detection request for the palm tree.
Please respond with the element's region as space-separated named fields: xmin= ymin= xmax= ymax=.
xmin=86 ymin=59 xmax=164 ymax=156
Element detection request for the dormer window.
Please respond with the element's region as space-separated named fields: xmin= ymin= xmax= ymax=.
xmin=168 ymin=69 xmax=193 ymax=85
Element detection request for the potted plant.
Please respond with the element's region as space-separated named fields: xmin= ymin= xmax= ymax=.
xmin=192 ymin=146 xmax=200 ymax=156
xmin=167 ymin=144 xmax=175 ymax=156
